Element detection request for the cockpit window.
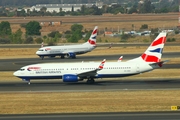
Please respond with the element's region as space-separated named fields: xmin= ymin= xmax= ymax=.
xmin=38 ymin=49 xmax=44 ymax=51
xmin=20 ymin=68 xmax=25 ymax=71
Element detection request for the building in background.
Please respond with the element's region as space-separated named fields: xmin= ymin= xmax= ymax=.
xmin=25 ymin=2 xmax=103 ymax=13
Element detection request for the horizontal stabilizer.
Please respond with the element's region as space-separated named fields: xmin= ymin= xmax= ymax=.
xmin=150 ymin=60 xmax=169 ymax=67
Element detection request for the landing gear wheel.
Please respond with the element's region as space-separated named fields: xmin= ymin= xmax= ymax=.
xmin=61 ymin=55 xmax=65 ymax=59
xmin=23 ymin=79 xmax=31 ymax=85
xmin=86 ymin=78 xmax=95 ymax=84
xmin=40 ymin=56 xmax=44 ymax=60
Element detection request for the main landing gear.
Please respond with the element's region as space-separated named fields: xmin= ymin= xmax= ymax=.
xmin=22 ymin=79 xmax=31 ymax=85
xmin=28 ymin=81 xmax=31 ymax=85
xmin=40 ymin=56 xmax=44 ymax=60
xmin=86 ymin=77 xmax=95 ymax=84
xmin=61 ymin=55 xmax=65 ymax=59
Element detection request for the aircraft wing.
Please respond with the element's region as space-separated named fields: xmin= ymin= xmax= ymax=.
xmin=77 ymin=69 xmax=99 ymax=77
xmin=62 ymin=50 xmax=74 ymax=54
xmin=77 ymin=59 xmax=106 ymax=77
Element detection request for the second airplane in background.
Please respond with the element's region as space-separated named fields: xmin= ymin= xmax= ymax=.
xmin=36 ymin=26 xmax=98 ymax=60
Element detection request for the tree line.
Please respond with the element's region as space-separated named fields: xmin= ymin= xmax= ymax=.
xmin=0 ymin=20 xmax=178 ymax=44
xmin=0 ymin=21 xmax=92 ymax=44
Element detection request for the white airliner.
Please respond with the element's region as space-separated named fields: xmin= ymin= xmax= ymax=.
xmin=36 ymin=26 xmax=98 ymax=59
xmin=14 ymin=31 xmax=168 ymax=84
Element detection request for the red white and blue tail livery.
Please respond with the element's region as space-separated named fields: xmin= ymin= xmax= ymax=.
xmin=141 ymin=32 xmax=166 ymax=63
xmin=14 ymin=31 xmax=168 ymax=84
xmin=85 ymin=26 xmax=98 ymax=46
xmin=128 ymin=32 xmax=167 ymax=63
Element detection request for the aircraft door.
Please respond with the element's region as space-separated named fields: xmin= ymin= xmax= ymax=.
xmin=136 ymin=64 xmax=140 ymax=73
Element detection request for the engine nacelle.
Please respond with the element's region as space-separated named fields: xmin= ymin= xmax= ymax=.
xmin=62 ymin=74 xmax=78 ymax=82
xmin=67 ymin=52 xmax=76 ymax=58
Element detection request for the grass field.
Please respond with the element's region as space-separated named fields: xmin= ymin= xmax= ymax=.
xmin=2 ymin=13 xmax=178 ymax=32
xmin=0 ymin=90 xmax=179 ymax=114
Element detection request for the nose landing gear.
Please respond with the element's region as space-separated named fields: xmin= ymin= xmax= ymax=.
xmin=22 ymin=79 xmax=31 ymax=85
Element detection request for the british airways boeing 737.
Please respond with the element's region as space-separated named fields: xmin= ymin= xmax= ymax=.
xmin=14 ymin=31 xmax=168 ymax=84
xmin=36 ymin=26 xmax=98 ymax=59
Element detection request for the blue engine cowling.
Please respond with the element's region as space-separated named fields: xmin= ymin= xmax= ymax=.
xmin=67 ymin=52 xmax=76 ymax=58
xmin=62 ymin=74 xmax=78 ymax=82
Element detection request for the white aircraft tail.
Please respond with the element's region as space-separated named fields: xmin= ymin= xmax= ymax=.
xmin=83 ymin=26 xmax=98 ymax=46
xmin=128 ymin=31 xmax=167 ymax=63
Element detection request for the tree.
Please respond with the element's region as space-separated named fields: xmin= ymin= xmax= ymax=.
xmin=139 ymin=0 xmax=155 ymax=13
xmin=81 ymin=5 xmax=86 ymax=15
xmin=71 ymin=24 xmax=83 ymax=32
xmin=0 ymin=21 xmax=12 ymax=36
xmin=10 ymin=28 xmax=23 ymax=44
xmin=24 ymin=36 xmax=33 ymax=44
xmin=140 ymin=24 xmax=148 ymax=29
xmin=16 ymin=9 xmax=26 ymax=17
xmin=40 ymin=7 xmax=47 ymax=16
xmin=25 ymin=21 xmax=42 ymax=36
xmin=48 ymin=31 xmax=62 ymax=38
xmin=71 ymin=6 xmax=74 ymax=12
xmin=67 ymin=24 xmax=84 ymax=43
xmin=0 ymin=38 xmax=10 ymax=44
xmin=68 ymin=29 xmax=82 ymax=43
xmin=58 ymin=7 xmax=65 ymax=16
xmin=83 ymin=30 xmax=91 ymax=42
xmin=128 ymin=5 xmax=138 ymax=14
xmin=40 ymin=7 xmax=47 ymax=13
xmin=120 ymin=33 xmax=131 ymax=41
xmin=35 ymin=37 xmax=43 ymax=44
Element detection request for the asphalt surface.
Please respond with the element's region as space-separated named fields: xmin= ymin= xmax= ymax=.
xmin=0 ymin=52 xmax=180 ymax=92
xmin=0 ymin=52 xmax=179 ymax=71
xmin=1 ymin=112 xmax=180 ymax=120
xmin=0 ymin=78 xmax=180 ymax=92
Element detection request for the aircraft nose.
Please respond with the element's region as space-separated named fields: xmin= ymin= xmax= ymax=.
xmin=36 ymin=51 xmax=39 ymax=55
xmin=13 ymin=71 xmax=18 ymax=76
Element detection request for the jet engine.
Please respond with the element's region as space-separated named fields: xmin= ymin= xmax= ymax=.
xmin=62 ymin=74 xmax=78 ymax=82
xmin=67 ymin=52 xmax=76 ymax=58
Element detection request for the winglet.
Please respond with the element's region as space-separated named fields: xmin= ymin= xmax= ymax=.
xmin=118 ymin=56 xmax=123 ymax=62
xmin=98 ymin=59 xmax=106 ymax=70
